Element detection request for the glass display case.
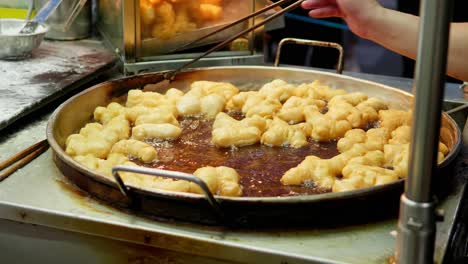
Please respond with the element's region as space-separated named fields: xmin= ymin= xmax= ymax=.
xmin=98 ymin=0 xmax=270 ymax=74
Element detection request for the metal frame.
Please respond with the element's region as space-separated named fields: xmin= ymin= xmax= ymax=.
xmin=274 ymin=38 xmax=344 ymax=74
xmin=396 ymin=1 xmax=454 ymax=263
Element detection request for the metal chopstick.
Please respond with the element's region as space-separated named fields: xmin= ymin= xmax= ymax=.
xmin=172 ymin=0 xmax=294 ymax=53
xmin=164 ymin=0 xmax=305 ymax=81
xmin=0 ymin=139 xmax=49 ymax=182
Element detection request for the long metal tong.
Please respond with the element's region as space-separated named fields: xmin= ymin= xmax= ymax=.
xmin=159 ymin=0 xmax=303 ymax=82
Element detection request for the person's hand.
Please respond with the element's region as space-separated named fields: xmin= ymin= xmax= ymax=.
xmin=301 ymin=0 xmax=384 ymax=38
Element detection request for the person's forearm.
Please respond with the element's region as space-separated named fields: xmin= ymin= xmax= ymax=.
xmin=363 ymin=7 xmax=468 ymax=81
xmin=362 ymin=8 xmax=419 ymax=63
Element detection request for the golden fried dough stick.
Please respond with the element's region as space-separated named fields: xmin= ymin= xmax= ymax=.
xmin=126 ymin=105 xmax=178 ymax=123
xmin=261 ymin=118 xmax=310 ymax=148
xmin=304 ymin=106 xmax=352 ymax=141
xmin=244 ymin=98 xmax=282 ymax=118
xmin=337 ymin=128 xmax=390 ymax=153
xmin=332 ymin=165 xmax=398 ymax=192
xmin=281 ymin=144 xmax=367 ymax=188
xmin=258 ymin=79 xmax=296 ymax=102
xmin=388 ymin=125 xmax=449 ymax=155
xmin=225 ymin=91 xmax=258 ymax=111
xmin=277 ymin=96 xmax=326 ymax=124
xmin=66 ymin=117 xmax=130 ymax=159
xmin=378 ymin=109 xmax=412 ymax=132
xmin=190 ymin=166 xmax=242 ymax=197
xmin=212 ymin=112 xmax=266 ymax=147
xmin=293 ymin=80 xmax=347 ymax=101
xmin=110 ymin=139 xmax=158 ymax=163
xmin=132 ymin=123 xmax=182 ymax=141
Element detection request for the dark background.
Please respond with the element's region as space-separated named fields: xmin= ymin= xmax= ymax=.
xmin=266 ymin=0 xmax=468 ymax=82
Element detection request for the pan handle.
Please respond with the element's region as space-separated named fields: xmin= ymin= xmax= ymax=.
xmin=111 ymin=165 xmax=223 ymax=218
xmin=274 ymin=38 xmax=344 ymax=74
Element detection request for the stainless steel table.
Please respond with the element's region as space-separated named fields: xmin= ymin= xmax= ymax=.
xmin=0 ymin=69 xmax=466 ymax=264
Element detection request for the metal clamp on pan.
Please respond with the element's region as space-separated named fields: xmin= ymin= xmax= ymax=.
xmin=274 ymin=37 xmax=344 ymax=74
xmin=112 ymin=165 xmax=224 ymax=220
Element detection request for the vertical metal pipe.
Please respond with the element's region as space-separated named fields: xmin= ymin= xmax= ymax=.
xmin=396 ymin=0 xmax=453 ymax=263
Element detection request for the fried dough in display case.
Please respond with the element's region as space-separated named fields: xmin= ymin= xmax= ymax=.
xmin=98 ymin=0 xmax=267 ymax=73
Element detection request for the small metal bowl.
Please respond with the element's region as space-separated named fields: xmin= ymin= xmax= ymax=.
xmin=0 ymin=19 xmax=48 ymax=60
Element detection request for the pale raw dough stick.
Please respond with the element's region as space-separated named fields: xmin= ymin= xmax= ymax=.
xmin=135 ymin=111 xmax=179 ymax=126
xmin=73 ymin=153 xmax=144 ymax=185
xmin=176 ymin=81 xmax=238 ymax=118
xmin=281 ymin=144 xmax=368 ymax=188
xmin=149 ymin=178 xmax=191 ymax=193
xmin=304 ymin=106 xmax=352 ymax=141
xmin=105 ymin=116 xmax=132 ymax=140
xmin=132 ymin=123 xmax=182 ymax=141
xmin=126 ymin=105 xmax=178 ymax=123
xmin=212 ymin=112 xmax=267 ymax=147
xmin=293 ymin=80 xmax=347 ymax=101
xmin=176 ymin=93 xmax=202 ymax=116
xmin=110 ymin=139 xmax=158 ymax=163
xmin=227 ymin=91 xmax=282 ymax=118
xmin=94 ymin=102 xmax=126 ymax=125
xmin=277 ymin=96 xmax=326 ymax=124
xmin=200 ymin=94 xmax=226 ymax=119
xmin=126 ymin=89 xmax=165 ymax=108
xmin=261 ymin=118 xmax=311 ymax=148
xmin=126 ymin=89 xmax=180 ymax=119
xmin=189 ymin=166 xmax=242 ymax=197
xmin=190 ymin=81 xmax=239 ymax=101
xmin=225 ymin=91 xmax=258 ymax=111
xmin=75 ymin=153 xmax=191 ymax=192
xmin=164 ymin=88 xmax=185 ymax=105
xmin=337 ymin=128 xmax=390 ymax=153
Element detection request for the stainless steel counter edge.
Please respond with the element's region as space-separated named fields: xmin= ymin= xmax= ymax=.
xmin=0 ymin=201 xmax=344 ymax=264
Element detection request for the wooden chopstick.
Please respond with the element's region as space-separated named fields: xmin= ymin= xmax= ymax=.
xmin=0 ymin=140 xmax=49 ymax=182
xmin=172 ymin=0 xmax=294 ymax=53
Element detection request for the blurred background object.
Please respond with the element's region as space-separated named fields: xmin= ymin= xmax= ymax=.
xmin=264 ymin=0 xmax=468 ymax=82
xmin=0 ymin=0 xmax=32 ymax=19
xmin=398 ymin=0 xmax=468 ymax=82
xmin=35 ymin=0 xmax=91 ymax=40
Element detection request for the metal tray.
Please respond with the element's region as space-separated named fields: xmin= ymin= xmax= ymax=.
xmin=47 ymin=66 xmax=462 ymax=226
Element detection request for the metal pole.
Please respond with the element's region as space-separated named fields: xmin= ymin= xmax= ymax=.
xmin=396 ymin=0 xmax=453 ymax=263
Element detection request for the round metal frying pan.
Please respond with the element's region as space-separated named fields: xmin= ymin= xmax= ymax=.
xmin=47 ymin=66 xmax=462 ymax=227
